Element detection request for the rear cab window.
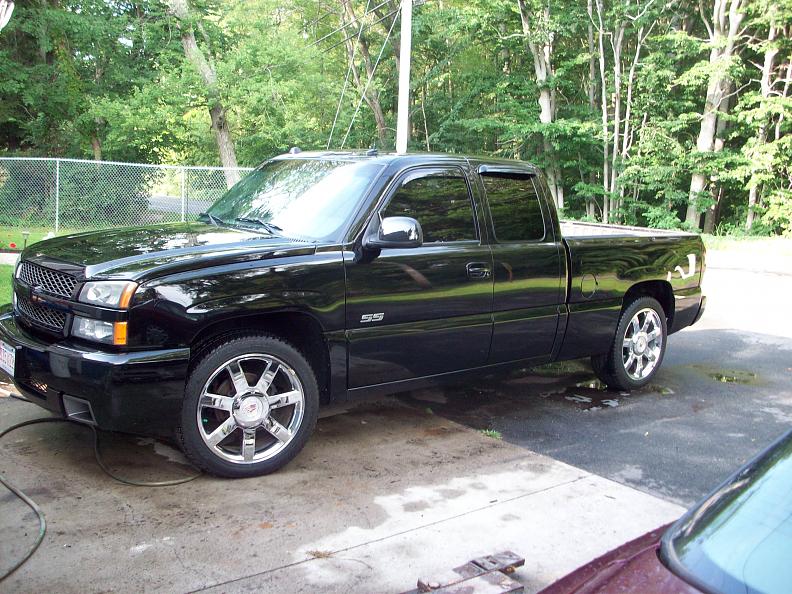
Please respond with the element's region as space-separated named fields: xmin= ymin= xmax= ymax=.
xmin=481 ymin=172 xmax=546 ymax=242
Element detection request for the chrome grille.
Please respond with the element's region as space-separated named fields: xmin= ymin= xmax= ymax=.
xmin=18 ymin=261 xmax=78 ymax=299
xmin=16 ymin=295 xmax=67 ymax=332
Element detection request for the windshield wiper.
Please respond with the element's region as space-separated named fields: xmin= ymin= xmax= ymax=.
xmin=199 ymin=212 xmax=224 ymax=226
xmin=234 ymin=217 xmax=283 ymax=235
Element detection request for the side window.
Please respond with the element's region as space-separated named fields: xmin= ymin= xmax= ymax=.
xmin=482 ymin=174 xmax=545 ymax=241
xmin=383 ymin=173 xmax=476 ymax=243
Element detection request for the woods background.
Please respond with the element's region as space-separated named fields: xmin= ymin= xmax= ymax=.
xmin=0 ymin=0 xmax=790 ymax=234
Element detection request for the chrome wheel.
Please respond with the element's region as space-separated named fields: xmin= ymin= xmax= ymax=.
xmin=621 ymin=308 xmax=663 ymax=381
xmin=197 ymin=354 xmax=305 ymax=464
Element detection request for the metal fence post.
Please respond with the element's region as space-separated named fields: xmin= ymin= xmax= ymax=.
xmin=180 ymin=167 xmax=186 ymax=223
xmin=55 ymin=158 xmax=60 ymax=233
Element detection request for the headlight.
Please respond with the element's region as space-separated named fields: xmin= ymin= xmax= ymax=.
xmin=79 ymin=281 xmax=137 ymax=309
xmin=72 ymin=316 xmax=128 ymax=345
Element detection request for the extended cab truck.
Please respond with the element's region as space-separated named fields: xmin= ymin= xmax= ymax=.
xmin=0 ymin=152 xmax=706 ymax=477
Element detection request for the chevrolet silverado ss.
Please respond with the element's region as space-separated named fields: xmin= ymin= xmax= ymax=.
xmin=0 ymin=151 xmax=706 ymax=477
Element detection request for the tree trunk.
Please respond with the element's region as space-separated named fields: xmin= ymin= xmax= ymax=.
xmin=166 ymin=0 xmax=240 ymax=188
xmin=587 ymin=0 xmax=597 ymax=111
xmin=686 ymin=0 xmax=744 ymax=228
xmin=594 ymin=0 xmax=610 ymax=222
xmin=517 ymin=0 xmax=563 ymax=209
xmin=340 ymin=0 xmax=388 ymax=146
xmin=703 ymin=83 xmax=732 ymax=232
xmin=91 ymin=135 xmax=102 ymax=161
xmin=746 ymin=22 xmax=779 ymax=230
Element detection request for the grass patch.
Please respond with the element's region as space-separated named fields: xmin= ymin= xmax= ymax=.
xmin=480 ymin=429 xmax=502 ymax=440
xmin=0 ymin=265 xmax=13 ymax=306
xmin=701 ymin=234 xmax=791 ymax=251
xmin=0 ymin=225 xmax=86 ymax=251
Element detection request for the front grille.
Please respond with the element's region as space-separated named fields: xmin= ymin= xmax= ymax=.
xmin=16 ymin=294 xmax=67 ymax=332
xmin=18 ymin=261 xmax=78 ymax=299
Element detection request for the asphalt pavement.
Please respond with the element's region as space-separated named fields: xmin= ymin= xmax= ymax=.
xmin=402 ymin=259 xmax=792 ymax=506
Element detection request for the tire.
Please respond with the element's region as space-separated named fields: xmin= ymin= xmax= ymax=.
xmin=178 ymin=333 xmax=319 ymax=478
xmin=590 ymin=296 xmax=667 ymax=391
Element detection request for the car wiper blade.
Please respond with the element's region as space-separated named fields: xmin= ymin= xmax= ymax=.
xmin=199 ymin=212 xmax=224 ymax=226
xmin=234 ymin=217 xmax=282 ymax=235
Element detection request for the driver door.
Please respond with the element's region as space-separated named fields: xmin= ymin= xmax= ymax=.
xmin=344 ymin=167 xmax=494 ymax=389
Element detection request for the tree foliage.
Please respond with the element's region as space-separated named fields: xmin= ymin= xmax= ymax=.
xmin=0 ymin=0 xmax=790 ymax=233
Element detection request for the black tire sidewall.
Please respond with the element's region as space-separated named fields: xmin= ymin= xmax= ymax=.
xmin=609 ymin=297 xmax=668 ymax=390
xmin=179 ymin=334 xmax=319 ymax=478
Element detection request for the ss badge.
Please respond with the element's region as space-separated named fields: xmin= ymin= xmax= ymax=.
xmin=360 ymin=313 xmax=384 ymax=323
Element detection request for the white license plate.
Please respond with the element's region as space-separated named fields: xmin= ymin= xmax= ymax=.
xmin=0 ymin=340 xmax=16 ymax=377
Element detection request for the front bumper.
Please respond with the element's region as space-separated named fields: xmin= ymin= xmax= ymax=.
xmin=0 ymin=309 xmax=190 ymax=438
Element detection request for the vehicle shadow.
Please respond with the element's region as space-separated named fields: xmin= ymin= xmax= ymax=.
xmin=394 ymin=327 xmax=792 ymax=505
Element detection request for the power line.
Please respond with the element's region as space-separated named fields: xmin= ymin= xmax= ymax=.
xmin=307 ymin=0 xmax=392 ymax=47
xmin=327 ymin=0 xmax=373 ymax=148
xmin=319 ymin=6 xmax=399 ymax=54
xmin=340 ymin=7 xmax=399 ymax=149
xmin=301 ymin=0 xmax=347 ymax=31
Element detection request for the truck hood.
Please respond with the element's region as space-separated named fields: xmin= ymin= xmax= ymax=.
xmin=22 ymin=223 xmax=316 ymax=281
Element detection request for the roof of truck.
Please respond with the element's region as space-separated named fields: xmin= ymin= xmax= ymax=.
xmin=271 ymin=149 xmax=538 ymax=172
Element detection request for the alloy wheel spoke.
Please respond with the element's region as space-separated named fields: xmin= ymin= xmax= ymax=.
xmin=635 ymin=355 xmax=644 ymax=377
xmin=623 ymin=338 xmax=632 ymax=349
xmin=625 ymin=353 xmax=635 ymax=370
xmin=207 ymin=416 xmax=237 ymax=447
xmin=255 ymin=362 xmax=279 ymax=394
xmin=630 ymin=317 xmax=640 ymax=336
xmin=647 ymin=348 xmax=658 ymax=362
xmin=200 ymin=393 xmax=235 ymax=412
xmin=227 ymin=361 xmax=250 ymax=396
xmin=647 ymin=329 xmax=660 ymax=342
xmin=241 ymin=428 xmax=257 ymax=462
xmin=265 ymin=418 xmax=293 ymax=443
xmin=267 ymin=390 xmax=301 ymax=409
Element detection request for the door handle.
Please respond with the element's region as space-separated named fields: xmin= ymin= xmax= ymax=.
xmin=466 ymin=262 xmax=491 ymax=279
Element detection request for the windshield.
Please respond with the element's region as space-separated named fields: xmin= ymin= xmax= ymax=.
xmin=662 ymin=430 xmax=792 ymax=594
xmin=205 ymin=158 xmax=383 ymax=241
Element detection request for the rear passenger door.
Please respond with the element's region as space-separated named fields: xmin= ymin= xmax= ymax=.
xmin=345 ymin=167 xmax=494 ymax=389
xmin=479 ymin=169 xmax=565 ymax=364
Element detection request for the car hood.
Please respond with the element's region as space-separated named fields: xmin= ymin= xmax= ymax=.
xmin=21 ymin=222 xmax=316 ymax=281
xmin=537 ymin=525 xmax=699 ymax=594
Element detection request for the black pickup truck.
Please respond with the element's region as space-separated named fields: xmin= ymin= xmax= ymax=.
xmin=0 ymin=151 xmax=705 ymax=477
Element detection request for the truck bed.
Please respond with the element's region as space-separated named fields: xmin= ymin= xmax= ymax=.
xmin=561 ymin=220 xmax=695 ymax=239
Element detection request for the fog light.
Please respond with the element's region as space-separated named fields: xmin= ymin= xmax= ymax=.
xmin=72 ymin=316 xmax=124 ymax=344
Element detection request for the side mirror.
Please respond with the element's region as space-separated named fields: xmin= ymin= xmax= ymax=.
xmin=364 ymin=216 xmax=423 ymax=249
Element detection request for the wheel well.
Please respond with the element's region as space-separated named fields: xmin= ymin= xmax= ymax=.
xmin=623 ymin=281 xmax=674 ymax=326
xmin=190 ymin=313 xmax=331 ymax=404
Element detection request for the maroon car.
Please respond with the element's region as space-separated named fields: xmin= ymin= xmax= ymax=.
xmin=540 ymin=429 xmax=792 ymax=594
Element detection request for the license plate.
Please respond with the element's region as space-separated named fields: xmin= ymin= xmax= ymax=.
xmin=0 ymin=340 xmax=15 ymax=377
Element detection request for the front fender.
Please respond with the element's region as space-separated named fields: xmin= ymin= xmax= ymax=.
xmin=127 ymin=251 xmax=346 ymax=348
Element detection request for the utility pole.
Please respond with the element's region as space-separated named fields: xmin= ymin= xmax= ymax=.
xmin=395 ymin=0 xmax=412 ymax=154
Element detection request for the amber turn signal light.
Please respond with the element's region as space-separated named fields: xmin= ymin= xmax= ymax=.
xmin=113 ymin=321 xmax=128 ymax=346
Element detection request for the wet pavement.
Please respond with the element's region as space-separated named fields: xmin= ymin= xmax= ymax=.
xmin=400 ymin=264 xmax=792 ymax=506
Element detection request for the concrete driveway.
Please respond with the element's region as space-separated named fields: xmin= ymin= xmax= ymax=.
xmin=0 ymin=397 xmax=681 ymax=593
xmin=1 ymin=242 xmax=788 ymax=593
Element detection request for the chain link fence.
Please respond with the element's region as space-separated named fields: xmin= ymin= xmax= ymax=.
xmin=0 ymin=157 xmax=253 ymax=249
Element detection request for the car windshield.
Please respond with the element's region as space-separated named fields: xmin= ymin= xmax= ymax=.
xmin=662 ymin=430 xmax=792 ymax=594
xmin=204 ymin=158 xmax=383 ymax=241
